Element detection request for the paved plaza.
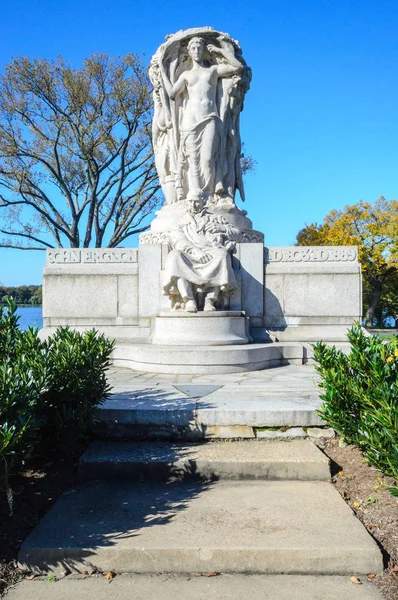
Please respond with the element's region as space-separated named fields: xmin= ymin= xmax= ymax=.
xmin=101 ymin=363 xmax=324 ymax=433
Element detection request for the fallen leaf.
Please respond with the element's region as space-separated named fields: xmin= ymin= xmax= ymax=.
xmin=207 ymin=572 xmax=220 ymax=577
xmin=353 ymin=501 xmax=360 ymax=508
xmin=367 ymin=574 xmax=376 ymax=579
xmin=343 ymin=491 xmax=350 ymax=500
xmin=338 ymin=470 xmax=344 ymax=476
xmin=350 ymin=576 xmax=362 ymax=585
xmin=105 ymin=571 xmax=116 ymax=581
xmin=26 ymin=574 xmax=37 ymax=581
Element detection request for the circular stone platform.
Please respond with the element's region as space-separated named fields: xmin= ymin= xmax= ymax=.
xmin=151 ymin=311 xmax=249 ymax=346
xmin=111 ymin=341 xmax=308 ymax=374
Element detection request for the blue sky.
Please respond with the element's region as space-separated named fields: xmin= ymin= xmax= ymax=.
xmin=1 ymin=0 xmax=397 ymax=285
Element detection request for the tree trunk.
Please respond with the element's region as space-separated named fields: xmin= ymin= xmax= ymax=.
xmin=364 ymin=278 xmax=383 ymax=327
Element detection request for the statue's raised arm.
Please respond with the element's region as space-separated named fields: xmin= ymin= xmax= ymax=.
xmin=207 ymin=37 xmax=243 ymax=78
xmin=159 ymin=64 xmax=187 ymax=102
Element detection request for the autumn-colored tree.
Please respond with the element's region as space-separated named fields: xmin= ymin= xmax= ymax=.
xmin=0 ymin=54 xmax=160 ymax=250
xmin=296 ymin=197 xmax=398 ymax=326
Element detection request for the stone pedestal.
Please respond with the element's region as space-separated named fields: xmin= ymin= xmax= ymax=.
xmin=152 ymin=311 xmax=249 ymax=346
xmin=263 ymin=246 xmax=362 ymax=342
xmin=40 ymin=244 xmax=362 ymax=374
xmin=111 ymin=341 xmax=306 ymax=374
xmin=142 ymin=203 xmax=259 ymax=241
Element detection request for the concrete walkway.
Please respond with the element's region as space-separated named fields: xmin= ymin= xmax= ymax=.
xmin=78 ymin=439 xmax=331 ymax=481
xmin=106 ymin=362 xmax=321 ymax=390
xmin=18 ymin=479 xmax=382 ymax=576
xmin=5 ymin=574 xmax=383 ymax=600
xmin=97 ymin=364 xmax=325 ymax=439
xmin=7 ymin=364 xmax=384 ymax=599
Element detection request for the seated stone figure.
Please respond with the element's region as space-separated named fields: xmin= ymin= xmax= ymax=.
xmin=163 ymin=193 xmax=238 ymax=312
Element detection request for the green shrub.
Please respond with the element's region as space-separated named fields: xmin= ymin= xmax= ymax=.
xmin=313 ymin=323 xmax=398 ymax=495
xmin=0 ymin=298 xmax=46 ymax=509
xmin=0 ymin=298 xmax=115 ymax=509
xmin=39 ymin=327 xmax=114 ymax=448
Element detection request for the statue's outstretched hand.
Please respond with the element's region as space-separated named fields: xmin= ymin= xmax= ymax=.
xmin=207 ymin=44 xmax=219 ymax=55
xmin=217 ymin=35 xmax=231 ymax=50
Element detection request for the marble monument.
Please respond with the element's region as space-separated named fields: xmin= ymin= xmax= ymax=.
xmin=143 ymin=27 xmax=262 ymax=313
xmin=40 ymin=27 xmax=363 ymax=373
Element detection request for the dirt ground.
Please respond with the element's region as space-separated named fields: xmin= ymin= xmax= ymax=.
xmin=316 ymin=438 xmax=398 ymax=600
xmin=0 ymin=444 xmax=85 ymax=598
xmin=1 ymin=438 xmax=397 ymax=599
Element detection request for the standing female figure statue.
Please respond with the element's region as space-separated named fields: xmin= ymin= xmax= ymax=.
xmin=149 ymin=28 xmax=251 ymax=208
xmin=148 ymin=28 xmax=255 ymax=312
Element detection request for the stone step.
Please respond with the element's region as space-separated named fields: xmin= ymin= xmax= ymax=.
xmin=112 ymin=341 xmax=308 ymax=374
xmin=19 ymin=480 xmax=382 ymax=576
xmin=111 ymin=341 xmax=353 ymax=375
xmin=95 ymin=386 xmax=324 ymax=440
xmin=5 ymin=574 xmax=384 ymax=600
xmin=78 ymin=439 xmax=331 ymax=482
xmin=98 ymin=365 xmax=325 ymax=441
xmin=112 ymin=341 xmax=353 ymax=375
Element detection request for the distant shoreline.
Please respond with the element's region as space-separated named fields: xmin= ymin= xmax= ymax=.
xmin=1 ymin=304 xmax=42 ymax=308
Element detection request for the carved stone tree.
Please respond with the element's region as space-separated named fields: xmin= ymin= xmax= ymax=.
xmin=0 ymin=54 xmax=160 ymax=250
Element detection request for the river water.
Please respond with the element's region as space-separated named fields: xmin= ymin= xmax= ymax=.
xmin=16 ymin=307 xmax=43 ymax=330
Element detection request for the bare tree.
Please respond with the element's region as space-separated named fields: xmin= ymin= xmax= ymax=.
xmin=0 ymin=53 xmax=160 ymax=249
